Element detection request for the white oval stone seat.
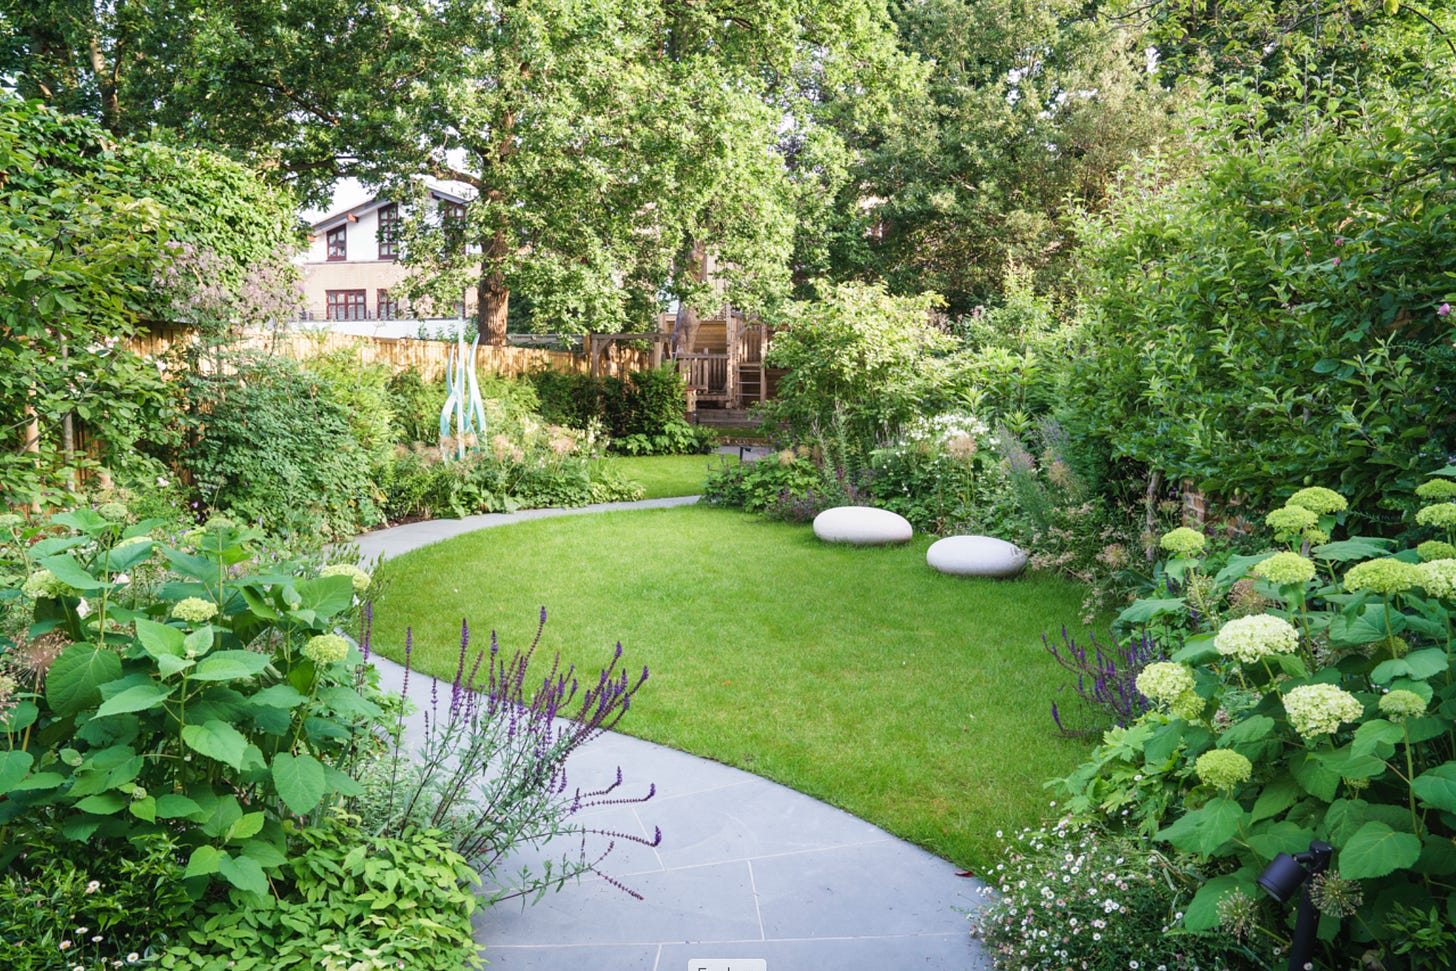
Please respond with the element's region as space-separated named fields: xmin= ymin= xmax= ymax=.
xmin=927 ymin=535 xmax=1028 ymax=578
xmin=812 ymin=506 xmax=913 ymax=546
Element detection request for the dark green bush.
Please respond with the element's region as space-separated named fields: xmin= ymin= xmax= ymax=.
xmin=528 ymin=365 xmax=708 ymax=455
xmin=385 ymin=369 xmax=447 ymax=445
xmin=180 ymin=351 xmax=384 ymax=537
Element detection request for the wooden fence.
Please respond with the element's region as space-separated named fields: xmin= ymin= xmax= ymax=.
xmin=128 ymin=325 xmax=655 ymax=381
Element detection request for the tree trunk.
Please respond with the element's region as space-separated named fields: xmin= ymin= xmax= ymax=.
xmin=477 ymin=228 xmax=510 ymax=345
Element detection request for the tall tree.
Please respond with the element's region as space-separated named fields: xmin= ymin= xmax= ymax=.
xmin=835 ymin=0 xmax=1180 ymax=315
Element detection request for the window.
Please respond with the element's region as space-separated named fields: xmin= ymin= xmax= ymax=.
xmin=441 ymin=200 xmax=466 ymax=252
xmin=326 ymin=226 xmax=347 ymax=261
xmin=377 ymin=204 xmax=399 ymax=259
xmin=326 ymin=289 xmax=367 ymax=320
xmin=378 ymin=289 xmax=399 ymax=320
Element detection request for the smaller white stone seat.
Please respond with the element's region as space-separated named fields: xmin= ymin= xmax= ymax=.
xmin=812 ymin=506 xmax=913 ymax=546
xmin=927 ymin=535 xmax=1028 ymax=578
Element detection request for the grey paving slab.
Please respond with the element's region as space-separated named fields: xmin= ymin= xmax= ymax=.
xmin=352 ymin=498 xmax=992 ymax=971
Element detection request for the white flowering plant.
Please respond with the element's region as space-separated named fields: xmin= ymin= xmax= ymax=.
xmin=1046 ymin=476 xmax=1456 ymax=969
xmin=972 ymin=819 xmax=1266 ymax=969
xmin=0 ymin=510 xmax=389 ymax=910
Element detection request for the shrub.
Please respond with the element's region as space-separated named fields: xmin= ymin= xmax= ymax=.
xmin=385 ymin=369 xmax=449 ymax=445
xmin=1048 ymin=476 xmax=1456 ymax=968
xmin=0 ymin=511 xmax=382 ymax=904
xmin=178 ymin=350 xmax=385 ymax=537
xmin=763 ymin=283 xmax=952 ymax=449
xmin=972 ymin=819 xmax=1264 ymax=969
xmin=159 ymin=815 xmax=481 ymax=971
xmin=529 ymin=365 xmax=709 ymax=455
xmin=352 ymin=610 xmax=660 ymax=903
xmin=863 ymin=411 xmax=1002 ymax=534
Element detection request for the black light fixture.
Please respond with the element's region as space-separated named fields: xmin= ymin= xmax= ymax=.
xmin=1257 ymin=840 xmax=1334 ymax=971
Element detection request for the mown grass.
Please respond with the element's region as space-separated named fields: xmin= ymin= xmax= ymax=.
xmin=369 ymin=503 xmax=1095 ymax=870
xmin=597 ymin=452 xmax=736 ymax=499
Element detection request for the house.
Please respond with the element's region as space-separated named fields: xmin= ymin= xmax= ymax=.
xmin=297 ymin=182 xmax=475 ymax=337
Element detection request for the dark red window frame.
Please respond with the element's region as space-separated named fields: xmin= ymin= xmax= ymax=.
xmin=377 ymin=204 xmax=399 ymax=260
xmin=326 ymin=289 xmax=367 ymax=320
xmin=326 ymin=226 xmax=347 ymax=261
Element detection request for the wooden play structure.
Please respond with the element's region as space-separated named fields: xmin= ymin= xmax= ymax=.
xmin=585 ymin=311 xmax=783 ymax=421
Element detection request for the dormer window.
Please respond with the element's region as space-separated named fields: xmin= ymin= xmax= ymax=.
xmin=377 ymin=204 xmax=399 ymax=259
xmin=326 ymin=226 xmax=347 ymax=261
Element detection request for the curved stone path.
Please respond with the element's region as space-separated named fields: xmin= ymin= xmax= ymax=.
xmin=356 ymin=497 xmax=994 ymax=970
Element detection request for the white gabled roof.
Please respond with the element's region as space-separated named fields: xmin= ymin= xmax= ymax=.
xmin=306 ymin=178 xmax=476 ymax=232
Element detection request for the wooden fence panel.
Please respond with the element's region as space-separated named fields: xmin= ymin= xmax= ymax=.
xmin=128 ymin=326 xmax=653 ymax=381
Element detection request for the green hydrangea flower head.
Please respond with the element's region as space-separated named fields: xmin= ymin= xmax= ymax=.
xmin=1416 ymin=503 xmax=1456 ymax=529
xmin=171 ymin=597 xmax=218 ymax=624
xmin=1136 ymin=662 xmax=1195 ymax=705
xmin=1344 ymin=558 xmax=1423 ymax=596
xmin=1282 ymin=683 xmax=1364 ymax=740
xmin=1195 ymin=749 xmax=1253 ymax=790
xmin=1415 ymin=479 xmax=1456 ymax=501
xmin=1159 ymin=527 xmax=1207 ymax=557
xmin=21 ymin=568 xmax=70 ymax=600
xmin=97 ymin=502 xmax=129 ymax=522
xmin=116 ymin=534 xmax=151 ymax=548
xmin=1252 ymin=551 xmax=1317 ymax=586
xmin=1378 ymin=689 xmax=1427 ymax=722
xmin=320 ymin=563 xmax=372 ymax=595
xmin=1214 ymin=613 xmax=1299 ymax=663
xmin=1287 ymin=487 xmax=1347 ymax=515
xmin=303 ymin=634 xmax=350 ymax=666
xmin=1266 ymin=505 xmax=1319 ymax=537
xmin=0 ymin=512 xmax=25 ymax=529
xmin=203 ymin=515 xmax=236 ymax=531
xmin=1417 ymin=540 xmax=1456 ymax=562
xmin=1419 ymin=559 xmax=1456 ymax=599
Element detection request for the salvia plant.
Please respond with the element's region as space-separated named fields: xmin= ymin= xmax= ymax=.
xmin=1044 ymin=627 xmax=1161 ymax=737
xmin=1047 ymin=472 xmax=1456 ymax=969
xmin=354 ymin=607 xmax=660 ymax=903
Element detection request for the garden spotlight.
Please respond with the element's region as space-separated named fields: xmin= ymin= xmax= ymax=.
xmin=1257 ymin=840 xmax=1333 ymax=971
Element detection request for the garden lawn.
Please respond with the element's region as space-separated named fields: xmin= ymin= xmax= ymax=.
xmin=598 ymin=452 xmax=737 ymax=499
xmin=369 ymin=504 xmax=1095 ymax=870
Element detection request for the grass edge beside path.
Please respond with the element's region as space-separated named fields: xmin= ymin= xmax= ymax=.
xmin=368 ymin=503 xmax=1095 ymax=871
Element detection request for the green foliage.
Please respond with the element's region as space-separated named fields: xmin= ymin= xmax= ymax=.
xmin=179 ymin=351 xmax=385 ymax=538
xmin=0 ymin=94 xmax=299 ymax=509
xmin=844 ymin=0 xmax=1180 ymax=313
xmin=0 ymin=510 xmax=382 ymax=903
xmin=701 ymin=449 xmax=842 ymax=519
xmin=384 ymin=369 xmax=449 ymax=446
xmin=863 ymin=412 xmax=1001 ymax=534
xmin=159 ymin=816 xmax=481 ymax=971
xmin=529 ymin=366 xmax=713 ymax=456
xmin=0 ymin=835 xmax=194 ymax=967
xmin=972 ymin=821 xmax=1263 ymax=969
xmin=763 ymin=283 xmax=952 ymax=446
xmin=302 ymin=347 xmax=398 ymax=466
xmin=1070 ymin=77 xmax=1456 ymax=523
xmin=1049 ymin=485 xmax=1456 ymax=967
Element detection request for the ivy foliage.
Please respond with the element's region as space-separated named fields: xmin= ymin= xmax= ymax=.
xmin=1068 ymin=75 xmax=1456 ymax=522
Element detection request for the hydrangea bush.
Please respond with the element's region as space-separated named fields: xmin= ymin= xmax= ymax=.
xmin=1047 ymin=473 xmax=1456 ymax=968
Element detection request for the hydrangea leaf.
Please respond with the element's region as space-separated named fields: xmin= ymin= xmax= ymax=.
xmin=1290 ymin=751 xmax=1340 ymax=801
xmin=191 ymin=651 xmax=271 ymax=682
xmin=39 ymin=553 xmax=105 ymax=591
xmin=295 ymin=575 xmax=353 ymax=619
xmin=134 ymin=617 xmax=186 ymax=659
xmin=94 ymin=683 xmax=173 ymax=718
xmin=1338 ymin=821 xmax=1420 ymax=880
xmin=1411 ymin=764 xmax=1456 ymax=814
xmin=1247 ymin=821 xmax=1317 ymax=860
xmin=1156 ymin=796 xmax=1244 ymax=855
xmin=1182 ymin=871 xmax=1256 ymax=932
xmin=0 ymin=751 xmax=35 ymax=795
xmin=184 ymin=844 xmax=223 ymax=878
xmin=1250 ymin=777 xmax=1302 ymax=823
xmin=45 ymin=643 xmax=123 ymax=716
xmin=1115 ymin=597 xmax=1187 ymax=626
xmin=1415 ymin=832 xmax=1456 ymax=877
xmin=73 ymin=792 xmax=127 ymax=815
xmin=272 ymin=752 xmax=327 ymax=816
xmin=1312 ymin=744 xmax=1388 ymax=780
xmin=1311 ymin=538 xmax=1396 ymax=562
xmin=181 ymin=719 xmax=249 ymax=770
xmin=250 ymin=684 xmax=308 ymax=709
xmin=1352 ymin=719 xmax=1403 ymax=759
